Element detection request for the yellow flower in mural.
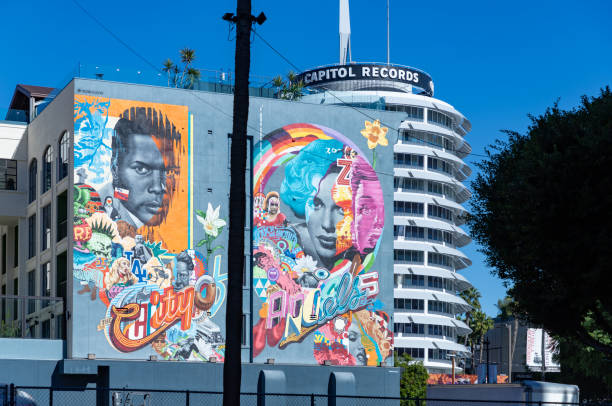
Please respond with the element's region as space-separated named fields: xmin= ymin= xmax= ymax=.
xmin=360 ymin=119 xmax=389 ymax=150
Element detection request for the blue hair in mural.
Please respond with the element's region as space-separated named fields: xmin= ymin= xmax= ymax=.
xmin=280 ymin=138 xmax=343 ymax=217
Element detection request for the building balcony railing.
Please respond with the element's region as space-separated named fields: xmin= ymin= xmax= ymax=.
xmin=0 ymin=108 xmax=28 ymax=123
xmin=0 ymin=295 xmax=64 ymax=339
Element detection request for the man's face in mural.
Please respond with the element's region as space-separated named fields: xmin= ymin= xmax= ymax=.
xmin=352 ymin=178 xmax=384 ymax=254
xmin=115 ymin=134 xmax=168 ymax=225
xmin=175 ymin=260 xmax=190 ymax=289
xmin=267 ymin=197 xmax=280 ymax=215
xmin=307 ymin=173 xmax=344 ymax=267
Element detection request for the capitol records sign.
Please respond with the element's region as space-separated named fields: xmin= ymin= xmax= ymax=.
xmin=297 ymin=64 xmax=434 ymax=96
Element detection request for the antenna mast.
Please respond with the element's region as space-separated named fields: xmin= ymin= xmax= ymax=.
xmin=387 ymin=0 xmax=390 ymax=64
xmin=339 ymin=0 xmax=351 ymax=64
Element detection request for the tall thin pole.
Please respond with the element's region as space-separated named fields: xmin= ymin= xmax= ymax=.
xmin=541 ymin=328 xmax=546 ymax=381
xmin=223 ymin=0 xmax=251 ymax=404
xmin=386 ymin=0 xmax=390 ymax=64
xmin=507 ymin=323 xmax=512 ymax=383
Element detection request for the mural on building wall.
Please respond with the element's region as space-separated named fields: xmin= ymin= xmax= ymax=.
xmin=252 ymin=122 xmax=394 ymax=366
xmin=72 ymin=95 xmax=226 ymax=361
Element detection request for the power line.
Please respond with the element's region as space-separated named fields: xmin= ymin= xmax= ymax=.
xmin=252 ymin=30 xmax=489 ymax=159
xmin=70 ymin=0 xmax=486 ymax=183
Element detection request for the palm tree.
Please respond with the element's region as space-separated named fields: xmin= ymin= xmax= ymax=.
xmin=162 ymin=59 xmax=175 ymax=87
xmin=460 ymin=288 xmax=482 ymax=346
xmin=185 ymin=67 xmax=201 ymax=89
xmin=179 ymin=47 xmax=196 ymax=87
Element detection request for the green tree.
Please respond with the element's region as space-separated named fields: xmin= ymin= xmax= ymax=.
xmin=395 ymin=352 xmax=429 ymax=405
xmin=273 ymin=71 xmax=304 ymax=100
xmin=457 ymin=287 xmax=494 ymax=372
xmin=0 ymin=320 xmax=20 ymax=338
xmin=468 ymin=88 xmax=612 ymax=356
xmin=162 ymin=48 xmax=201 ymax=89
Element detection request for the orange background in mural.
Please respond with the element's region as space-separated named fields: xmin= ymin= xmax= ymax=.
xmin=75 ymin=95 xmax=189 ymax=253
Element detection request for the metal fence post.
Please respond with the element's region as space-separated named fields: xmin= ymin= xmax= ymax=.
xmin=9 ymin=384 xmax=14 ymax=406
xmin=186 ymin=389 xmax=190 ymax=406
xmin=310 ymin=393 xmax=315 ymax=406
xmin=49 ymin=388 xmax=54 ymax=406
xmin=416 ymin=398 xmax=421 ymax=406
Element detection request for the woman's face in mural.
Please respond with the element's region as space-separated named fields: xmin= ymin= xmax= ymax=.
xmin=306 ymin=172 xmax=344 ymax=267
xmin=352 ymin=178 xmax=384 ymax=254
xmin=115 ymin=134 xmax=168 ymax=225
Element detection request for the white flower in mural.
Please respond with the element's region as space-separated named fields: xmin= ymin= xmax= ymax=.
xmin=294 ymin=255 xmax=317 ymax=275
xmin=197 ymin=203 xmax=226 ymax=237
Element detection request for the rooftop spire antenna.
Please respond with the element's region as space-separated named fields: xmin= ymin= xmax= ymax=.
xmin=387 ymin=0 xmax=390 ymax=65
xmin=339 ymin=0 xmax=352 ymax=64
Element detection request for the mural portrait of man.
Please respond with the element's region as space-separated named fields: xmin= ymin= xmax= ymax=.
xmin=97 ymin=107 xmax=181 ymax=231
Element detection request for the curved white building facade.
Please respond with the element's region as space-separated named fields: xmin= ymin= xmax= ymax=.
xmin=298 ymin=63 xmax=473 ymax=372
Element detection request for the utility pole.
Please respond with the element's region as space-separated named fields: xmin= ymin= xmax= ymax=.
xmin=223 ymin=1 xmax=251 ymax=404
xmin=484 ymin=337 xmax=490 ymax=383
xmin=507 ymin=323 xmax=512 ymax=383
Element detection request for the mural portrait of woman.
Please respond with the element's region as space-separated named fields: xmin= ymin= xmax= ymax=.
xmin=252 ymin=123 xmax=393 ymax=366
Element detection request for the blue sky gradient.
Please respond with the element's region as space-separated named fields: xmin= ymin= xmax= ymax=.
xmin=2 ymin=0 xmax=610 ymax=316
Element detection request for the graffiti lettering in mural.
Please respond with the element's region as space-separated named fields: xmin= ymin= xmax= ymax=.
xmin=73 ymin=96 xmax=227 ymax=362
xmin=252 ymin=123 xmax=394 ymax=365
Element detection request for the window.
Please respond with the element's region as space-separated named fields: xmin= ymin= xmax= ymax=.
xmin=42 ymin=319 xmax=50 ymax=339
xmin=241 ymin=314 xmax=246 ymax=345
xmin=0 ymin=159 xmax=17 ymax=191
xmin=428 ymin=276 xmax=443 ymax=289
xmin=393 ymin=249 xmax=424 ymax=264
xmin=396 ymin=347 xmax=424 ymax=359
xmin=13 ymin=226 xmax=18 ymax=267
xmin=394 ymin=298 xmax=424 ymax=310
xmin=56 ymin=252 xmax=67 ymax=302
xmin=402 ymin=274 xmax=425 ymax=288
xmin=427 ymin=229 xmax=453 ymax=245
xmin=428 ymin=348 xmax=450 ymax=361
xmin=394 ymin=153 xmax=424 ymax=168
xmin=41 ymin=262 xmax=51 ymax=297
xmin=393 ymin=201 xmax=424 ymax=216
xmin=13 ymin=278 xmax=18 ymax=320
xmin=428 ymin=204 xmax=453 ymax=221
xmin=429 ymin=300 xmax=452 ymax=314
xmin=427 ymin=110 xmax=453 ymax=129
xmin=428 ymin=252 xmax=452 ymax=267
xmin=1 ymin=234 xmax=5 ymax=274
xmin=57 ymin=191 xmax=67 ymax=241
xmin=57 ymin=131 xmax=69 ymax=181
xmin=42 ymin=146 xmax=53 ymax=194
xmin=42 ymin=204 xmax=51 ymax=251
xmin=401 ymin=130 xmax=453 ymax=151
xmin=385 ymin=105 xmax=424 ymax=121
xmin=395 ymin=178 xmax=424 ymax=191
xmin=28 ymin=214 xmax=36 ymax=258
xmin=394 ymin=225 xmax=425 ymax=240
xmin=393 ymin=323 xmax=425 ymax=335
xmin=29 ymin=159 xmax=37 ymax=203
xmin=428 ymin=157 xmax=453 ymax=175
xmin=28 ymin=270 xmax=35 ymax=314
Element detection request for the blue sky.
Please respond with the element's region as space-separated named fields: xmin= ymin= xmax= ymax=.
xmin=2 ymin=0 xmax=610 ymax=316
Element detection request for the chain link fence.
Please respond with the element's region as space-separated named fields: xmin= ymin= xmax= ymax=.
xmin=3 ymin=385 xmax=589 ymax=406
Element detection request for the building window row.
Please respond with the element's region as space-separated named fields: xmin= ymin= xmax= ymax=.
xmin=28 ymin=131 xmax=69 ymax=204
xmin=401 ymin=130 xmax=454 ymax=151
xmin=428 ymin=348 xmax=451 ymax=361
xmin=394 ymin=322 xmax=455 ymax=338
xmin=393 ymin=249 xmax=424 ymax=264
xmin=394 ymin=298 xmax=425 ymax=310
xmin=428 ymin=204 xmax=453 ymax=221
xmin=394 ymin=275 xmax=456 ymax=293
xmin=394 ymin=177 xmax=457 ymax=202
xmin=393 ymin=201 xmax=424 ymax=216
xmin=427 ymin=110 xmax=454 ymax=130
xmin=396 ymin=347 xmax=425 ymax=359
xmin=385 ymin=105 xmax=424 ymax=121
xmin=394 ymin=322 xmax=425 ymax=335
xmin=428 ymin=252 xmax=453 ymax=268
xmin=429 ymin=300 xmax=453 ymax=314
xmin=393 ymin=153 xmax=424 ymax=168
xmin=427 ymin=157 xmax=453 ymax=175
xmin=394 ymin=225 xmax=453 ymax=245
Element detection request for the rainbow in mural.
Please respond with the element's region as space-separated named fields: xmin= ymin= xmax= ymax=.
xmin=252 ymin=123 xmax=394 ymax=366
